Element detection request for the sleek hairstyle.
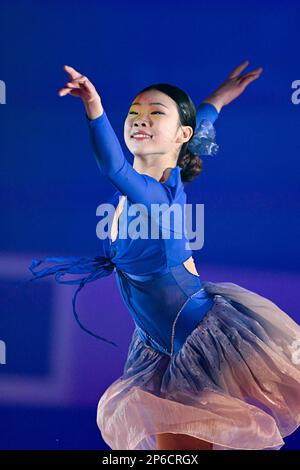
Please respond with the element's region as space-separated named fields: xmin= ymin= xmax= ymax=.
xmin=137 ymin=83 xmax=203 ymax=183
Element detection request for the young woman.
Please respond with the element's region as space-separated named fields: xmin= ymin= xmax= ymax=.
xmin=27 ymin=61 xmax=300 ymax=450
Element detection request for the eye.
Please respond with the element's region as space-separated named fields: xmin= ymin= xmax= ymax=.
xmin=128 ymin=111 xmax=164 ymax=115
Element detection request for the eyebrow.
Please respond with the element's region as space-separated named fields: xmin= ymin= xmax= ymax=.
xmin=131 ymin=102 xmax=169 ymax=109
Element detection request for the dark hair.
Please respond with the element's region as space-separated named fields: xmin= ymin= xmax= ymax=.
xmin=136 ymin=83 xmax=203 ymax=183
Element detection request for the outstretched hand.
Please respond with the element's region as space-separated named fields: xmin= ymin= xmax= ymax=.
xmin=58 ymin=65 xmax=103 ymax=119
xmin=58 ymin=65 xmax=100 ymax=102
xmin=203 ymin=60 xmax=263 ymax=112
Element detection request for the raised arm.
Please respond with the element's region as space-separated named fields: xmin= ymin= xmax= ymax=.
xmin=58 ymin=65 xmax=180 ymax=211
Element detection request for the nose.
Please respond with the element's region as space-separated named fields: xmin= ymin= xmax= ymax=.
xmin=131 ymin=119 xmax=152 ymax=137
xmin=133 ymin=119 xmax=149 ymax=128
xmin=132 ymin=112 xmax=152 ymax=127
xmin=132 ymin=121 xmax=151 ymax=135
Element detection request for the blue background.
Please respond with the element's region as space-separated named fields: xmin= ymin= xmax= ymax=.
xmin=0 ymin=0 xmax=299 ymax=450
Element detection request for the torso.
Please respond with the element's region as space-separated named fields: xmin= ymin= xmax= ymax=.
xmin=110 ymin=181 xmax=200 ymax=278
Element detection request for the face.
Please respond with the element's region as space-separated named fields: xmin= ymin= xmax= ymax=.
xmin=124 ymin=89 xmax=193 ymax=161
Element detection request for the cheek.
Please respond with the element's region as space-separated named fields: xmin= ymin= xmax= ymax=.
xmin=124 ymin=124 xmax=132 ymax=141
xmin=157 ymin=126 xmax=176 ymax=142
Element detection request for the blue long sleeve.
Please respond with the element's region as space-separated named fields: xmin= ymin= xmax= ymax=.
xmin=195 ymin=102 xmax=219 ymax=124
xmin=85 ymin=102 xmax=219 ymax=208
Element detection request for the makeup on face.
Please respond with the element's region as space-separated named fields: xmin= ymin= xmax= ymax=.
xmin=128 ymin=100 xmax=169 ymax=143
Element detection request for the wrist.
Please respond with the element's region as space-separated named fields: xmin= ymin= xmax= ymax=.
xmin=202 ymin=94 xmax=224 ymax=113
xmin=84 ymin=95 xmax=104 ymax=120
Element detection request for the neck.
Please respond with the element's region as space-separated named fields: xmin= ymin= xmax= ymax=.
xmin=132 ymin=157 xmax=177 ymax=182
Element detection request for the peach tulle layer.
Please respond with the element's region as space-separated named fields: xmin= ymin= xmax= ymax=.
xmin=97 ymin=281 xmax=300 ymax=450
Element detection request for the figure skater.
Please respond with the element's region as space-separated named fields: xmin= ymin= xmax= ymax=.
xmin=26 ymin=60 xmax=300 ymax=450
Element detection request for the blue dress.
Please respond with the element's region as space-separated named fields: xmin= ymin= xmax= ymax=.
xmin=26 ymin=103 xmax=300 ymax=450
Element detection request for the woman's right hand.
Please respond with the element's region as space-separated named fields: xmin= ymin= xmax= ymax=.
xmin=58 ymin=65 xmax=104 ymax=120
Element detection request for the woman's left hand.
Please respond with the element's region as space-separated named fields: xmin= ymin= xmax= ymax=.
xmin=203 ymin=60 xmax=263 ymax=112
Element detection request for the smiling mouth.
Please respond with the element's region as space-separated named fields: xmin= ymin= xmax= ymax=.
xmin=131 ymin=135 xmax=153 ymax=140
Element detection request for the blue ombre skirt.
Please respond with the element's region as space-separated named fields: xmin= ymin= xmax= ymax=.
xmin=97 ymin=281 xmax=300 ymax=450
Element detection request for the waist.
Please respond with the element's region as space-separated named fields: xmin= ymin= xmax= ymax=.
xmin=117 ymin=262 xmax=203 ymax=294
xmin=135 ymin=291 xmax=214 ymax=357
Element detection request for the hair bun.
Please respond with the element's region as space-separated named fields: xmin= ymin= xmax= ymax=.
xmin=178 ymin=150 xmax=203 ymax=183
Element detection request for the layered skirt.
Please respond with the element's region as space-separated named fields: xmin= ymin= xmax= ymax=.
xmin=97 ymin=281 xmax=300 ymax=450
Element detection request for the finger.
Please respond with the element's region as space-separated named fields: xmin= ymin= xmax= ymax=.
xmin=57 ymin=82 xmax=81 ymax=97
xmin=58 ymin=87 xmax=82 ymax=98
xmin=228 ymin=60 xmax=249 ymax=79
xmin=65 ymin=81 xmax=81 ymax=89
xmin=64 ymin=79 xmax=88 ymax=89
xmin=67 ymin=88 xmax=82 ymax=97
xmin=59 ymin=78 xmax=89 ymax=95
xmin=251 ymin=66 xmax=263 ymax=74
xmin=63 ymin=65 xmax=82 ymax=80
xmin=74 ymin=77 xmax=95 ymax=94
xmin=58 ymin=87 xmax=73 ymax=96
xmin=241 ymin=67 xmax=263 ymax=78
xmin=239 ymin=69 xmax=263 ymax=81
xmin=70 ymin=76 xmax=89 ymax=85
xmin=58 ymin=78 xmax=92 ymax=96
xmin=58 ymin=86 xmax=81 ymax=97
xmin=239 ymin=74 xmax=261 ymax=88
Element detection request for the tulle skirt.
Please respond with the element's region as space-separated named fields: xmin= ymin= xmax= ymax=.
xmin=96 ymin=281 xmax=300 ymax=450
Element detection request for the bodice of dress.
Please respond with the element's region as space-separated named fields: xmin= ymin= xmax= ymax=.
xmin=98 ymin=168 xmax=215 ymax=356
xmin=115 ymin=265 xmax=214 ymax=356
